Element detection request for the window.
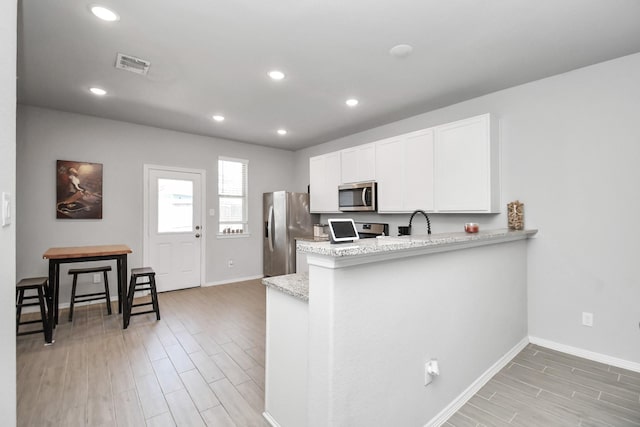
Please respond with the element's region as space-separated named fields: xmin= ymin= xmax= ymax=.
xmin=218 ymin=157 xmax=248 ymax=235
xmin=157 ymin=178 xmax=193 ymax=233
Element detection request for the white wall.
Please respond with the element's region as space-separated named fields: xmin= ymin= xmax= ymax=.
xmin=16 ymin=106 xmax=296 ymax=303
xmin=0 ymin=0 xmax=17 ymax=424
xmin=294 ymin=53 xmax=640 ymax=364
xmin=306 ymin=240 xmax=528 ymax=426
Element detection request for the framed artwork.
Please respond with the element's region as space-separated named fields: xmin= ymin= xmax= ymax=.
xmin=56 ymin=160 xmax=103 ymax=219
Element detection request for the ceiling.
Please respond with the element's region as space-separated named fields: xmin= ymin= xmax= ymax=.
xmin=17 ymin=0 xmax=640 ymax=151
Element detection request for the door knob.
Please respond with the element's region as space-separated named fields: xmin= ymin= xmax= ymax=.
xmin=195 ymin=233 xmax=201 ymax=238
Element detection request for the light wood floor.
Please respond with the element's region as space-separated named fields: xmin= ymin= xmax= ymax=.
xmin=18 ymin=280 xmax=640 ymax=426
xmin=446 ymin=344 xmax=640 ymax=426
xmin=17 ymin=279 xmax=269 ymax=427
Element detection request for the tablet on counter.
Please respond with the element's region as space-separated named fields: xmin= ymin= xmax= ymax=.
xmin=328 ymin=218 xmax=359 ymax=244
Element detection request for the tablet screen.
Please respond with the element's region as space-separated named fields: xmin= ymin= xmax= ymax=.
xmin=328 ymin=219 xmax=359 ymax=243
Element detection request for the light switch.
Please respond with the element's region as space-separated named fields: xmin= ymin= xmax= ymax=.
xmin=209 ymin=208 xmax=215 ymax=217
xmin=2 ymin=192 xmax=11 ymax=227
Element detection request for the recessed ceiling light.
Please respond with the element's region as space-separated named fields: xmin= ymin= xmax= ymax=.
xmin=277 ymin=129 xmax=287 ymax=135
xmin=389 ymin=44 xmax=414 ymax=58
xmin=268 ymin=70 xmax=286 ymax=81
xmin=89 ymin=87 xmax=107 ymax=96
xmin=90 ymin=5 xmax=120 ymax=22
xmin=212 ymin=115 xmax=225 ymax=122
xmin=345 ymin=98 xmax=359 ymax=107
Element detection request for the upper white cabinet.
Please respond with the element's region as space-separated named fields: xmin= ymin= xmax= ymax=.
xmin=340 ymin=143 xmax=375 ymax=184
xmin=309 ymin=113 xmax=499 ymax=214
xmin=433 ymin=114 xmax=499 ymax=213
xmin=376 ymin=129 xmax=434 ymax=213
xmin=309 ymin=152 xmax=341 ymax=213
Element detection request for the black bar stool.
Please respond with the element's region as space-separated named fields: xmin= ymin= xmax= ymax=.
xmin=16 ymin=277 xmax=48 ymax=339
xmin=68 ymin=265 xmax=112 ymax=321
xmin=124 ymin=267 xmax=160 ymax=329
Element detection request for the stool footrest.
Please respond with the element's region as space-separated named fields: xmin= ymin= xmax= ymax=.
xmin=17 ymin=301 xmax=44 ymax=308
xmin=74 ymin=291 xmax=108 ymax=299
xmin=129 ymin=309 xmax=157 ymax=317
xmin=132 ymin=301 xmax=154 ymax=308
xmin=18 ymin=329 xmax=45 ymax=336
xmin=19 ymin=319 xmax=44 ymax=326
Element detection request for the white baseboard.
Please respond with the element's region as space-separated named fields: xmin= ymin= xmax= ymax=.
xmin=425 ymin=336 xmax=529 ymax=427
xmin=262 ymin=411 xmax=281 ymax=427
xmin=204 ymin=275 xmax=264 ymax=287
xmin=529 ymin=336 xmax=640 ymax=373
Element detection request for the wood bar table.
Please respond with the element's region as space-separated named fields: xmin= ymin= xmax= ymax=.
xmin=42 ymin=244 xmax=132 ymax=343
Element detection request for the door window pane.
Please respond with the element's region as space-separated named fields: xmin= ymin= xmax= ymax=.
xmin=158 ymin=178 xmax=193 ymax=233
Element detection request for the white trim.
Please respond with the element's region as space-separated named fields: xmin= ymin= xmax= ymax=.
xmin=216 ymin=233 xmax=251 ymax=239
xmin=204 ymin=275 xmax=263 ymax=287
xmin=143 ymin=164 xmax=207 ymax=288
xmin=529 ymin=336 xmax=640 ymax=373
xmin=425 ymin=337 xmax=529 ymax=427
xmin=262 ymin=411 xmax=281 ymax=427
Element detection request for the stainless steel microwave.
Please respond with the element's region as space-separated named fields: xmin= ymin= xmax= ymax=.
xmin=338 ymin=181 xmax=377 ymax=212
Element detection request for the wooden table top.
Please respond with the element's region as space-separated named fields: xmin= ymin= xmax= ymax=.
xmin=43 ymin=244 xmax=132 ymax=259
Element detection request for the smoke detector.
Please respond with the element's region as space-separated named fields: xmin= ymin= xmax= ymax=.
xmin=115 ymin=53 xmax=151 ymax=76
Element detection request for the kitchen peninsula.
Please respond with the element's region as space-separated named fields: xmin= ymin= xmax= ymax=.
xmin=263 ymin=229 xmax=537 ymax=427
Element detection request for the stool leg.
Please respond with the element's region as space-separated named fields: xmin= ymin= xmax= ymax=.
xmin=103 ymin=271 xmax=112 ymax=315
xmin=16 ymin=289 xmax=25 ymax=335
xmin=69 ymin=273 xmax=78 ymax=322
xmin=124 ymin=274 xmax=136 ymax=329
xmin=150 ymin=274 xmax=161 ymax=320
xmin=37 ymin=285 xmax=48 ymax=339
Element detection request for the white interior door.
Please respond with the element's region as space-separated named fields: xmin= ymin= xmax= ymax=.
xmin=145 ymin=166 xmax=205 ymax=292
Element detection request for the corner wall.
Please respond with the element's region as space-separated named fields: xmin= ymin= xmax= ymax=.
xmin=294 ymin=53 xmax=640 ymax=364
xmin=16 ymin=106 xmax=296 ymax=303
xmin=0 ymin=0 xmax=17 ymax=424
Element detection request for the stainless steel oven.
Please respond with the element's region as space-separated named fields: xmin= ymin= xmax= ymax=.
xmin=338 ymin=181 xmax=376 ymax=212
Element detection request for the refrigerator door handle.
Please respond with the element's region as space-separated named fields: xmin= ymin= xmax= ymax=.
xmin=267 ymin=205 xmax=274 ymax=252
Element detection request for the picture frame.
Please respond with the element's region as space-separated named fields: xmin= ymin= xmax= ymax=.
xmin=56 ymin=160 xmax=103 ymax=219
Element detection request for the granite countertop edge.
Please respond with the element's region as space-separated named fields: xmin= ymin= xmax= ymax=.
xmin=296 ymin=228 xmax=537 ymax=257
xmin=262 ymin=272 xmax=309 ymax=302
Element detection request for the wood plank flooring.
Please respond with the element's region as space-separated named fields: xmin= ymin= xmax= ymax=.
xmin=17 ymin=279 xmax=269 ymax=427
xmin=445 ymin=344 xmax=640 ymax=427
xmin=18 ymin=279 xmax=640 ymax=426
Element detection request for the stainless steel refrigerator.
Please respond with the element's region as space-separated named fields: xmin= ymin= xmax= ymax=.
xmin=263 ymin=191 xmax=318 ymax=277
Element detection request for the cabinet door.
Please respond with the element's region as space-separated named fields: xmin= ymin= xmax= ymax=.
xmin=358 ymin=143 xmax=376 ymax=182
xmin=434 ymin=114 xmax=493 ymax=212
xmin=340 ymin=143 xmax=375 ymax=184
xmin=404 ymin=129 xmax=434 ymax=211
xmin=340 ymin=148 xmax=359 ymax=184
xmin=375 ymin=137 xmax=404 ymax=212
xmin=310 ymin=152 xmax=341 ymax=213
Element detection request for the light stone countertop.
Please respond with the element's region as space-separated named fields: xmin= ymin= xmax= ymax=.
xmin=262 ymin=272 xmax=309 ymax=302
xmin=296 ymin=228 xmax=537 ymax=258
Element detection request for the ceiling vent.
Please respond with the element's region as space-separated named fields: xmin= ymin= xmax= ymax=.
xmin=115 ymin=53 xmax=151 ymax=76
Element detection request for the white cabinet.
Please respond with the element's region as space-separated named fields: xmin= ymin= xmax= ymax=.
xmin=309 ymin=113 xmax=499 ymax=214
xmin=376 ymin=129 xmax=434 ymax=213
xmin=433 ymin=114 xmax=499 ymax=212
xmin=309 ymin=152 xmax=341 ymax=213
xmin=340 ymin=143 xmax=375 ymax=184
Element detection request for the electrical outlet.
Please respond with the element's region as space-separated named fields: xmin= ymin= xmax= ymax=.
xmin=227 ymin=259 xmax=234 ymax=268
xmin=582 ymin=312 xmax=593 ymax=327
xmin=93 ymin=273 xmax=101 ymax=283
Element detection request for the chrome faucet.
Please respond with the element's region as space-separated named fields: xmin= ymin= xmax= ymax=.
xmin=408 ymin=210 xmax=431 ymax=235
